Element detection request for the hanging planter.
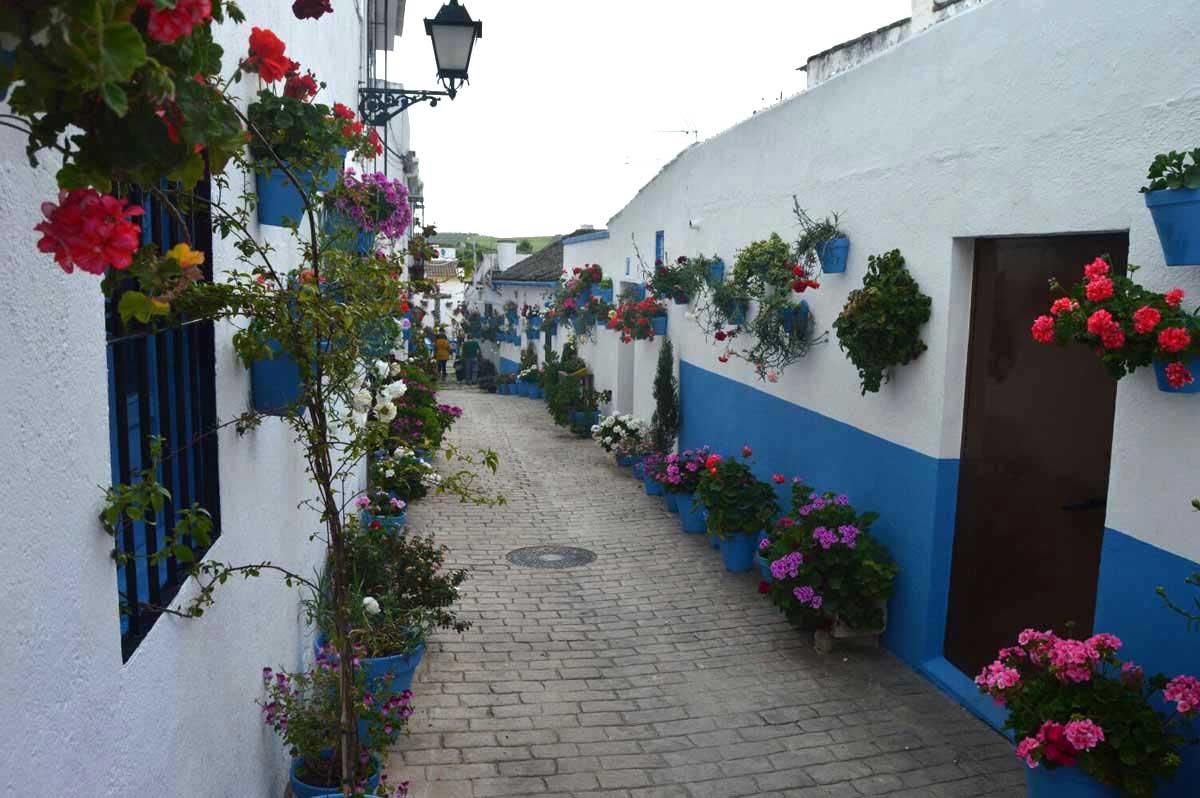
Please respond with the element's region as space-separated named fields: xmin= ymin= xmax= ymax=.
xmin=708 ymin=258 xmax=725 ymax=285
xmin=1154 ymin=356 xmax=1200 ymax=394
xmin=596 ymin=285 xmax=614 ymax=304
xmin=528 ymin=316 xmax=542 ymax=333
xmin=817 ymin=236 xmax=850 ymax=274
xmin=778 ymin=301 xmax=810 ymax=334
xmin=257 ymin=162 xmax=341 ymax=227
xmin=250 ymin=339 xmax=330 ymax=416
xmin=1141 ymin=151 xmax=1200 ymax=266
xmin=651 ymin=315 xmax=668 ymax=336
xmin=322 ymin=210 xmax=376 ymax=255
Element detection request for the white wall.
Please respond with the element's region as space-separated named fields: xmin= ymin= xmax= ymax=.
xmin=0 ymin=3 xmax=368 ymax=795
xmin=585 ymin=0 xmax=1200 ymax=563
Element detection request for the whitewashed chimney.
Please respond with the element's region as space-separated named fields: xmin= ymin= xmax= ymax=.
xmin=497 ymin=241 xmax=518 ymax=270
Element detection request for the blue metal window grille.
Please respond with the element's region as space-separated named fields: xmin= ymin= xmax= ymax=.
xmin=625 ymin=256 xmax=631 ymax=277
xmin=106 ymin=179 xmax=221 ymax=661
xmin=655 ymin=231 xmax=665 ymax=264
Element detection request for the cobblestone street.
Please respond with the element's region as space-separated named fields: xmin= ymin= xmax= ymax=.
xmin=389 ymin=388 xmax=1023 ymax=798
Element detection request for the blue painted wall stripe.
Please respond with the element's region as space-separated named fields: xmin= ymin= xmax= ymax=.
xmin=563 ymin=230 xmax=610 ymax=244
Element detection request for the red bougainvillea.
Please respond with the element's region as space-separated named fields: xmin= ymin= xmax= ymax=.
xmin=35 ymin=189 xmax=144 ymax=275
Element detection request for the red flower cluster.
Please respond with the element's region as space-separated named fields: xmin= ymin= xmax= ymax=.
xmin=1158 ymin=326 xmax=1192 ymax=354
xmin=139 ymin=0 xmax=212 ymax=44
xmin=367 ymin=128 xmax=384 ymax=157
xmin=790 ymin=263 xmax=820 ymax=293
xmin=1086 ymin=309 xmax=1125 ymax=350
xmin=283 ymin=69 xmax=319 ymax=101
xmin=35 ymin=189 xmax=144 ymax=275
xmin=1132 ymin=305 xmax=1161 ymax=334
xmin=293 ymin=0 xmax=333 ymax=20
xmin=244 ymin=28 xmax=297 ymax=83
xmin=333 ymin=103 xmax=356 ymax=121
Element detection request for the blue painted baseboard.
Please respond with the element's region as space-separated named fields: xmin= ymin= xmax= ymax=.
xmin=1095 ymin=529 xmax=1200 ymax=798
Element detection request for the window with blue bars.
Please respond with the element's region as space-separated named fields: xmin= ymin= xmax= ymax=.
xmin=655 ymin=231 xmax=665 ymax=264
xmin=106 ymin=180 xmax=221 ymax=661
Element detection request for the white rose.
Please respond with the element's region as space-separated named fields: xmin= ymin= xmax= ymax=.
xmin=352 ymin=388 xmax=373 ymax=411
xmin=374 ymin=360 xmax=389 ymax=379
xmin=390 ymin=362 xmax=404 ymax=377
xmin=384 ymin=468 xmax=396 ymax=479
xmin=375 ymin=401 xmax=397 ymax=423
xmin=384 ymin=380 xmax=408 ymax=400
xmin=362 ymin=596 xmax=381 ymax=616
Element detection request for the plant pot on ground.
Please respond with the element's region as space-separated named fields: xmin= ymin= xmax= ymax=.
xmin=695 ymin=449 xmax=778 ymax=573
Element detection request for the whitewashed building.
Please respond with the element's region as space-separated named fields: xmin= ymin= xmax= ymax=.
xmin=0 ymin=1 xmax=428 ymax=795
xmin=563 ymin=1 xmax=1200 ymax=793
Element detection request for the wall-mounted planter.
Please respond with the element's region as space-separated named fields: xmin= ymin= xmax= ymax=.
xmin=818 ymin=236 xmax=850 ymax=274
xmin=1153 ymin=357 xmax=1200 ymax=393
xmin=322 ymin=210 xmax=376 ymax=255
xmin=528 ymin=317 xmax=542 ymax=333
xmin=596 ymin=286 xmax=614 ymax=303
xmin=1023 ymin=763 xmax=1119 ymax=798
xmin=719 ymin=532 xmax=758 ymax=572
xmin=250 ymin=339 xmax=329 ymax=416
xmin=257 ymin=160 xmax=342 ymax=228
xmin=1145 ymin=188 xmax=1200 ymax=266
xmin=779 ymin=301 xmax=810 ymax=334
xmin=651 ymin=316 xmax=668 ymax=336
xmin=725 ymin=301 xmax=748 ymax=326
xmin=506 ymin=310 xmax=518 ymax=324
xmin=708 ymin=259 xmax=725 ymax=285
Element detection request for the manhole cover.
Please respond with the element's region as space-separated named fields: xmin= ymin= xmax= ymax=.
xmin=506 ymin=545 xmax=596 ymax=569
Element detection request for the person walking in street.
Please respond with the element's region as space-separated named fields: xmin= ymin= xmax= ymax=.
xmin=434 ymin=330 xmax=451 ymax=381
xmin=462 ymin=333 xmax=481 ymax=385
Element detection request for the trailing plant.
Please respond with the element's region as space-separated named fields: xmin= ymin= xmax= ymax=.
xmin=695 ymin=448 xmax=778 ymax=538
xmin=833 ymin=249 xmax=932 ymax=394
xmin=650 ymin=338 xmax=680 ymax=453
xmin=1031 ymin=256 xmax=1198 ymax=389
xmin=792 ymin=198 xmax=844 ymax=271
xmin=975 ymin=630 xmax=1199 ymax=796
xmin=1141 ymin=149 xmax=1200 ymax=192
xmin=764 ymin=481 xmax=896 ymax=631
xmin=648 ymin=255 xmax=710 ymax=303
xmin=323 ymin=169 xmax=412 ymax=239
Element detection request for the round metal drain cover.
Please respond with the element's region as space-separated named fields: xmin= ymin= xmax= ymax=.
xmin=506 ymin=545 xmax=596 ymax=569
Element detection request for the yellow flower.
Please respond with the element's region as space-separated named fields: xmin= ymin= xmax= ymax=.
xmin=608 ymin=310 xmax=617 ymax=319
xmin=166 ymin=243 xmax=205 ymax=269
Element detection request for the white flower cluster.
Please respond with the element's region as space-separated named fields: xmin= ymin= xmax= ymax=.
xmin=591 ymin=414 xmax=650 ymax=455
xmin=350 ymin=359 xmax=408 ymax=428
xmin=517 ymin=365 xmax=540 ymax=380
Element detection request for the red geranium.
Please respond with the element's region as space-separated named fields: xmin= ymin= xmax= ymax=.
xmin=139 ymin=0 xmax=212 ymax=44
xmin=283 ymin=69 xmax=319 ymax=101
xmin=293 ymin=0 xmax=333 ymax=20
xmin=1158 ymin=327 xmax=1192 ymax=354
xmin=367 ymin=129 xmax=383 ymax=157
xmin=1165 ymin=288 xmax=1185 ymax=308
xmin=244 ymin=28 xmax=296 ymax=83
xmin=35 ymin=189 xmax=144 ymax=275
xmin=333 ymin=103 xmax=356 ymax=121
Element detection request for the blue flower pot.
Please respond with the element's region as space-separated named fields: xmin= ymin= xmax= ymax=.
xmin=530 ymin=385 xmax=544 ymax=399
xmin=708 ymin=531 xmax=720 ymax=550
xmin=665 ymin=492 xmax=679 ymax=513
xmin=708 ymin=259 xmax=725 ymax=285
xmin=251 ymin=341 xmax=304 ymax=415
xmin=597 ymin=286 xmax=614 ymax=303
xmin=779 ymin=301 xmax=810 ymax=334
xmin=362 ymin=318 xmax=397 ymax=359
xmin=756 ymin=553 xmax=773 ymax=583
xmin=322 ymin=210 xmax=376 ymax=254
xmin=516 ymin=382 xmax=528 ymax=397
xmin=651 ymin=316 xmax=668 ymax=336
xmin=643 ymin=474 xmax=664 ymax=496
xmin=361 ymin=508 xmax=407 ymax=534
xmin=291 ymin=753 xmax=381 ymax=798
xmin=1153 ymin=356 xmax=1200 ymax=393
xmin=818 ymin=236 xmax=850 ymax=274
xmin=719 ymin=532 xmax=757 ymax=573
xmin=529 ymin=317 xmax=542 ymax=332
xmin=363 ymin=643 xmax=426 ymax=696
xmin=675 ymin=493 xmax=706 ymax=533
xmin=1024 ymin=765 xmax=1119 ymax=797
xmin=726 ymin=301 xmax=748 ymax=326
xmin=506 ymin=310 xmax=518 ymax=324
xmin=256 ymin=162 xmax=342 ymax=228
xmin=616 ymin=455 xmax=636 ymax=467
xmin=1145 ymin=188 xmax=1200 ymax=266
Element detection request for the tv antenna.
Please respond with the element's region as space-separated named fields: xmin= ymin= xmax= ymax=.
xmin=657 ymin=129 xmax=699 ymax=143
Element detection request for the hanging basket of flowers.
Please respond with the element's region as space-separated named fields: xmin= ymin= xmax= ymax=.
xmin=1031 ymin=256 xmax=1199 ymax=393
xmin=321 ymin=169 xmax=412 ymax=254
xmin=1141 ymin=149 xmax=1200 ymax=267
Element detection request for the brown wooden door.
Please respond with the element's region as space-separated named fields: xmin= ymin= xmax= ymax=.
xmin=944 ymin=235 xmax=1126 ymax=677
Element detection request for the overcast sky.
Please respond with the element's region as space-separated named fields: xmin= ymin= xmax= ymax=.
xmin=384 ymin=0 xmax=911 ymax=237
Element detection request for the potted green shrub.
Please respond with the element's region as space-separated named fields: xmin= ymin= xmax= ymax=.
xmin=763 ymin=481 xmax=897 ymax=649
xmin=976 ymin=630 xmax=1199 ymax=797
xmin=649 ymin=255 xmax=710 ymax=304
xmin=695 ymin=448 xmax=778 ymax=572
xmin=833 ymin=249 xmax=932 ymax=394
xmin=793 ymin=201 xmax=848 ymax=274
xmin=355 ymin=489 xmax=407 ymax=534
xmin=1141 ymin=149 xmax=1200 ymax=266
xmin=1032 ymin=256 xmax=1199 ymax=393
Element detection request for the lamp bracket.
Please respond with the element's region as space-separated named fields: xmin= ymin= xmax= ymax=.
xmin=358 ymin=86 xmax=453 ymax=126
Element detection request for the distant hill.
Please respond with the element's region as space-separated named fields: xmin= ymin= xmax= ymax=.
xmin=431 ymin=233 xmax=558 ymax=254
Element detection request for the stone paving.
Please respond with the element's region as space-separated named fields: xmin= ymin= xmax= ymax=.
xmin=389 ymin=387 xmax=1023 ymax=798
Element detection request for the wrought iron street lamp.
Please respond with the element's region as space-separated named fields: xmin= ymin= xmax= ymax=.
xmin=359 ymin=0 xmax=483 ymax=126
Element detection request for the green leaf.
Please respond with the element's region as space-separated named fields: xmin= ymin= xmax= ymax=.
xmin=173 ymin=544 xmax=195 ymax=563
xmin=99 ymin=82 xmax=128 ymax=116
xmin=118 ymin=291 xmax=155 ymax=324
xmin=96 ymin=22 xmax=148 ymax=86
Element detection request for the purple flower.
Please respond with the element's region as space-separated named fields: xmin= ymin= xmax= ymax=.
xmin=355 ymin=495 xmax=371 ymax=509
xmin=813 ymin=526 xmax=838 ymax=549
xmin=834 ymin=494 xmax=850 ymax=506
xmin=793 ymin=585 xmax=815 ymax=604
xmin=838 ymin=525 xmax=859 ymax=548
xmin=758 ymin=537 xmax=770 ymax=551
